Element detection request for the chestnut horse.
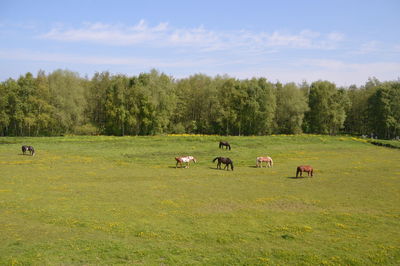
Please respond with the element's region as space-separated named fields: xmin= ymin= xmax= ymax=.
xmin=256 ymin=156 xmax=273 ymax=168
xmin=213 ymin=157 xmax=234 ymax=171
xmin=175 ymin=156 xmax=197 ymax=168
xmin=296 ymin=165 xmax=313 ymax=178
xmin=219 ymin=141 xmax=231 ymax=150
xmin=22 ymin=145 xmax=35 ymax=156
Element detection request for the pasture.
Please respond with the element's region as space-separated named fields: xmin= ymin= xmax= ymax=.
xmin=0 ymin=135 xmax=399 ymax=265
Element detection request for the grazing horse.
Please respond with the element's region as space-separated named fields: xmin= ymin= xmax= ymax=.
xmin=219 ymin=141 xmax=231 ymax=150
xmin=296 ymin=165 xmax=313 ymax=178
xmin=22 ymin=145 xmax=35 ymax=156
xmin=256 ymin=156 xmax=273 ymax=168
xmin=213 ymin=157 xmax=234 ymax=171
xmin=175 ymin=156 xmax=197 ymax=168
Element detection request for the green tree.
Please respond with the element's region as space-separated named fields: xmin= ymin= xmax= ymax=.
xmin=275 ymin=82 xmax=309 ymax=134
xmin=85 ymin=71 xmax=111 ymax=134
xmin=0 ymin=82 xmax=10 ymax=136
xmin=104 ymin=75 xmax=128 ymax=135
xmin=368 ymin=82 xmax=400 ymax=139
xmin=48 ymin=69 xmax=85 ymax=134
xmin=306 ymin=81 xmax=349 ymax=134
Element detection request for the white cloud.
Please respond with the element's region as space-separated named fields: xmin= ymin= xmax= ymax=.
xmin=41 ymin=20 xmax=169 ymax=45
xmin=327 ymin=32 xmax=344 ymax=41
xmin=355 ymin=41 xmax=381 ymax=54
xmin=39 ymin=20 xmax=344 ymax=52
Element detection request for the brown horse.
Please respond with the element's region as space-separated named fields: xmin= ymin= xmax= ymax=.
xmin=213 ymin=157 xmax=234 ymax=171
xmin=296 ymin=165 xmax=313 ymax=178
xmin=22 ymin=145 xmax=35 ymax=156
xmin=256 ymin=156 xmax=273 ymax=168
xmin=219 ymin=141 xmax=231 ymax=150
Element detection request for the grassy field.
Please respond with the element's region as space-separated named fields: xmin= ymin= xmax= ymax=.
xmin=0 ymin=135 xmax=399 ymax=265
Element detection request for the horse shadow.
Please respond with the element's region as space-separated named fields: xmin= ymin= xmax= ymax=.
xmin=168 ymin=166 xmax=192 ymax=169
xmin=209 ymin=167 xmax=234 ymax=171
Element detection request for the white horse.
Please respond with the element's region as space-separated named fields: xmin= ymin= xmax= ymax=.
xmin=175 ymin=156 xmax=197 ymax=168
xmin=256 ymin=156 xmax=273 ymax=168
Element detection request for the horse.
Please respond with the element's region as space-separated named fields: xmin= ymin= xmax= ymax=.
xmin=175 ymin=156 xmax=197 ymax=168
xmin=256 ymin=156 xmax=273 ymax=168
xmin=219 ymin=141 xmax=231 ymax=150
xmin=296 ymin=165 xmax=313 ymax=178
xmin=22 ymin=145 xmax=35 ymax=156
xmin=213 ymin=157 xmax=234 ymax=171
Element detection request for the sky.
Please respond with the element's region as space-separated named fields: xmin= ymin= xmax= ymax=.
xmin=0 ymin=0 xmax=399 ymax=86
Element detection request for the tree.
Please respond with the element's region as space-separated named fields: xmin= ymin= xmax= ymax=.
xmin=0 ymin=82 xmax=10 ymax=136
xmin=48 ymin=69 xmax=85 ymax=134
xmin=275 ymin=82 xmax=309 ymax=134
xmin=368 ymin=82 xmax=400 ymax=139
xmin=306 ymin=81 xmax=349 ymax=134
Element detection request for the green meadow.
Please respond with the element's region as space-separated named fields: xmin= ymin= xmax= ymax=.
xmin=0 ymin=135 xmax=399 ymax=265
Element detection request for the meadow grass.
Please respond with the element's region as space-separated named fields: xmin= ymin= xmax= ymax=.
xmin=0 ymin=135 xmax=399 ymax=265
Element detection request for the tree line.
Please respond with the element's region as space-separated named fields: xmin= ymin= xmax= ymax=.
xmin=0 ymin=69 xmax=399 ymax=139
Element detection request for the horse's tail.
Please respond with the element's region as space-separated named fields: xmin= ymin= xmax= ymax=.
xmin=296 ymin=167 xmax=300 ymax=178
xmin=270 ymin=158 xmax=273 ymax=167
xmin=228 ymin=144 xmax=231 ymax=150
xmin=212 ymin=157 xmax=219 ymax=163
xmin=230 ymin=161 xmax=234 ymax=171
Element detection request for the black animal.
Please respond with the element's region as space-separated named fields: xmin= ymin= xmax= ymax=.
xmin=219 ymin=141 xmax=231 ymax=150
xmin=213 ymin=157 xmax=234 ymax=171
xmin=22 ymin=145 xmax=35 ymax=156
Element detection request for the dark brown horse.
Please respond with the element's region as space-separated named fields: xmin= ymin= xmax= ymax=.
xmin=219 ymin=141 xmax=231 ymax=150
xmin=296 ymin=165 xmax=313 ymax=178
xmin=22 ymin=145 xmax=35 ymax=156
xmin=213 ymin=157 xmax=234 ymax=171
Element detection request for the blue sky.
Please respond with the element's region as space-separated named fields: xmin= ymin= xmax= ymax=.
xmin=1 ymin=0 xmax=399 ymax=86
